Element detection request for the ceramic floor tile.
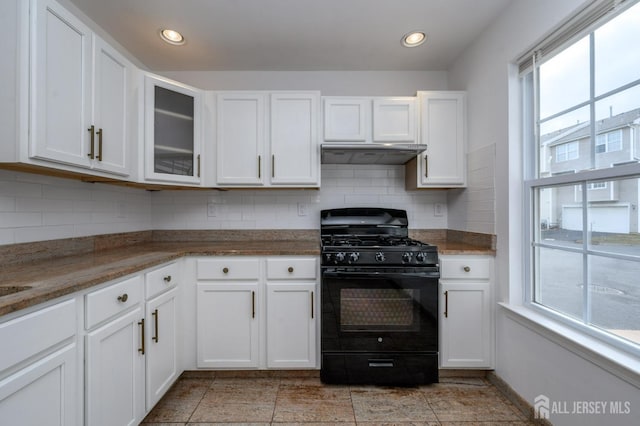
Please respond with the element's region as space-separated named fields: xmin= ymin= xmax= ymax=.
xmin=350 ymin=387 xmax=438 ymax=423
xmin=206 ymin=377 xmax=280 ymax=404
xmin=272 ymin=399 xmax=356 ymax=423
xmin=189 ymin=400 xmax=276 ymax=423
xmin=423 ymin=382 xmax=527 ymax=423
xmin=142 ymin=379 xmax=212 ymax=423
xmin=274 ymin=378 xmax=355 ymax=422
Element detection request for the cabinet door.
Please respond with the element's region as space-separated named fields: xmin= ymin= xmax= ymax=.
xmin=417 ymin=92 xmax=466 ymax=187
xmin=145 ymin=75 xmax=202 ymax=184
xmin=270 ymin=93 xmax=319 ymax=185
xmin=86 ymin=306 xmax=145 ymax=426
xmin=266 ymin=283 xmax=316 ymax=368
xmin=439 ymin=281 xmax=491 ymax=368
xmin=0 ymin=343 xmax=77 ymax=426
xmin=145 ymin=287 xmax=179 ymax=410
xmin=372 ymin=98 xmax=416 ymax=142
xmin=216 ymin=93 xmax=265 ymax=185
xmin=323 ymin=97 xmax=368 ymax=141
xmin=31 ymin=0 xmax=93 ymax=168
xmin=196 ymin=283 xmax=260 ymax=368
xmin=92 ymin=36 xmax=130 ymax=176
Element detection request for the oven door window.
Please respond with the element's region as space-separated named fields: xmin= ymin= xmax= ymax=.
xmin=340 ymin=288 xmax=419 ymax=332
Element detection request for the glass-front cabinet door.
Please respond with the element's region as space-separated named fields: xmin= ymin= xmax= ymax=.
xmin=144 ymin=75 xmax=202 ymax=184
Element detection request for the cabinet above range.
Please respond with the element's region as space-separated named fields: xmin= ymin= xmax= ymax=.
xmin=213 ymin=91 xmax=320 ymax=188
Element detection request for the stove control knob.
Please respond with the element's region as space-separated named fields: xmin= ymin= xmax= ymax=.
xmin=375 ymin=252 xmax=386 ymax=262
xmin=335 ymin=252 xmax=346 ymax=263
xmin=348 ymin=252 xmax=360 ymax=263
xmin=402 ymin=252 xmax=413 ymax=263
xmin=324 ymin=253 xmax=333 ymax=263
xmin=416 ymin=252 xmax=426 ymax=263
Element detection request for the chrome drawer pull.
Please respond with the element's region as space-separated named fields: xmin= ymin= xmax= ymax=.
xmin=223 ymin=267 xmax=229 ymax=274
xmin=164 ymin=275 xmax=172 ymax=282
xmin=288 ymin=266 xmax=294 ymax=273
xmin=463 ymin=266 xmax=471 ymax=272
xmin=117 ymin=294 xmax=128 ymax=303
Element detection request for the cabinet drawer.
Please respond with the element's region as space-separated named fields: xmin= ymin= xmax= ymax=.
xmin=440 ymin=257 xmax=491 ymax=280
xmin=146 ymin=262 xmax=179 ymax=299
xmin=85 ymin=275 xmax=143 ymax=329
xmin=197 ymin=258 xmax=260 ymax=280
xmin=266 ymin=258 xmax=317 ymax=280
xmin=0 ymin=299 xmax=76 ymax=373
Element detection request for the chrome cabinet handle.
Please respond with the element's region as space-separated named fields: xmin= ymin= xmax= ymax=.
xmin=117 ymin=293 xmax=128 ymax=303
xmin=152 ymin=309 xmax=159 ymax=343
xmin=223 ymin=267 xmax=229 ymax=274
xmin=197 ymin=154 xmax=201 ymax=178
xmin=288 ymin=266 xmax=294 ymax=273
xmin=311 ymin=291 xmax=314 ymax=319
xmin=272 ymin=155 xmax=275 ymax=178
xmin=463 ymin=266 xmax=471 ymax=272
xmin=444 ymin=291 xmax=449 ymax=318
xmin=164 ymin=275 xmax=172 ymax=282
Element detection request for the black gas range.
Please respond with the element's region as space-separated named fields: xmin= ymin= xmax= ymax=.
xmin=320 ymin=208 xmax=440 ymax=386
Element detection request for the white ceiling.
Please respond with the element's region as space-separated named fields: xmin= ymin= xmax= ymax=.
xmin=67 ymin=0 xmax=512 ymax=71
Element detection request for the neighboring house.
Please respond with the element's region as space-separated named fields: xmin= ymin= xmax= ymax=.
xmin=539 ymin=108 xmax=640 ymax=233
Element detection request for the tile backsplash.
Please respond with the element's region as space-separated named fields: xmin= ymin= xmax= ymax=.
xmin=0 ymin=164 xmax=448 ymax=246
xmin=151 ymin=165 xmax=448 ymax=230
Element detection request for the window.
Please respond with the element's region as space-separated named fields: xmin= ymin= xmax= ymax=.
xmin=596 ymin=130 xmax=623 ymax=153
xmin=522 ymin=0 xmax=640 ymax=352
xmin=555 ymin=141 xmax=579 ymax=162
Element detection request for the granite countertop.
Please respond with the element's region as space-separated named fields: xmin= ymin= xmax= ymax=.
xmin=0 ymin=235 xmax=494 ymax=318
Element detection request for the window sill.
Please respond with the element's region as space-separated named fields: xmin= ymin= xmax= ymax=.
xmin=498 ymin=302 xmax=640 ymax=388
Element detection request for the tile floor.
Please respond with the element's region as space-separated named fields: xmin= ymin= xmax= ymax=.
xmin=142 ymin=371 xmax=535 ymax=425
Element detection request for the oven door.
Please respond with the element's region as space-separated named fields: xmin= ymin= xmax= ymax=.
xmin=321 ymin=269 xmax=438 ymax=353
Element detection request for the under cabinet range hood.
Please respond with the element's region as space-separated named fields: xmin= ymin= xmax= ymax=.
xmin=321 ymin=143 xmax=427 ymax=165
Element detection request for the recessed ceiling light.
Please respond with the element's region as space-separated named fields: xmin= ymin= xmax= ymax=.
xmin=159 ymin=29 xmax=185 ymax=45
xmin=402 ymin=31 xmax=426 ymax=47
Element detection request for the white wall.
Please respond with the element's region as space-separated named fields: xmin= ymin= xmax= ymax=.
xmin=152 ymin=164 xmax=447 ymax=230
xmin=0 ymin=170 xmax=152 ymax=245
xmin=158 ymin=70 xmax=447 ymax=95
xmin=448 ymin=0 xmax=640 ymax=424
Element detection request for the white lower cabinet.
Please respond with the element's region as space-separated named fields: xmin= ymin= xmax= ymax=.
xmin=86 ymin=306 xmax=145 ymax=426
xmin=85 ymin=262 xmax=181 ymax=425
xmin=196 ymin=256 xmax=318 ymax=369
xmin=0 ymin=299 xmax=78 ymax=426
xmin=145 ymin=285 xmax=179 ymax=410
xmin=266 ymin=283 xmax=316 ymax=368
xmin=439 ymin=255 xmax=493 ymax=368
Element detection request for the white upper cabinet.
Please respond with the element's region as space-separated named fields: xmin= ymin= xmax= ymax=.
xmin=323 ymin=98 xmax=369 ymax=141
xmin=30 ymin=0 xmax=93 ymax=169
xmin=406 ymin=91 xmax=467 ymax=188
xmin=30 ymin=0 xmax=132 ymax=176
xmin=323 ymin=97 xmax=417 ymax=144
xmin=215 ymin=91 xmax=320 ymax=187
xmin=372 ymin=98 xmax=416 ymax=142
xmin=270 ymin=93 xmax=319 ymax=185
xmin=216 ymin=93 xmax=265 ymax=185
xmin=91 ymin=37 xmax=131 ymax=176
xmin=144 ymin=74 xmax=202 ymax=185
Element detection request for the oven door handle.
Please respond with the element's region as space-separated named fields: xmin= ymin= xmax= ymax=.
xmin=322 ymin=271 xmax=439 ymax=280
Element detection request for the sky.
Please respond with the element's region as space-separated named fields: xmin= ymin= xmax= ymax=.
xmin=538 ymin=1 xmax=640 ymax=135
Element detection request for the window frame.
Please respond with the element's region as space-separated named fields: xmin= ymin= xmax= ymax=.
xmin=522 ymin=0 xmax=640 ymax=356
